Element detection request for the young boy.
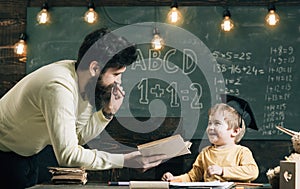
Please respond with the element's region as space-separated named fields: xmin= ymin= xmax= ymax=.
xmin=162 ymin=95 xmax=259 ymax=182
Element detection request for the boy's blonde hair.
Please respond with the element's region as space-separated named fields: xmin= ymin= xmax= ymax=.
xmin=209 ymin=103 xmax=246 ymax=143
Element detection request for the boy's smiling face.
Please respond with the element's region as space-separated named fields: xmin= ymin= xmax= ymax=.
xmin=206 ymin=110 xmax=237 ymax=148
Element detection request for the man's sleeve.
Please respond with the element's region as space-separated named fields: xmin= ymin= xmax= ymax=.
xmin=39 ymin=80 xmax=124 ymax=170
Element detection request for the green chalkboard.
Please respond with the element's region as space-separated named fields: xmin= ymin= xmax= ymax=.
xmin=26 ymin=6 xmax=299 ymax=140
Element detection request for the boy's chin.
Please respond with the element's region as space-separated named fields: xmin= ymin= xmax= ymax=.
xmin=208 ymin=138 xmax=218 ymax=144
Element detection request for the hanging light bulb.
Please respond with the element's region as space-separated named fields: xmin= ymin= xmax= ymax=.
xmin=37 ymin=2 xmax=50 ymax=24
xmin=84 ymin=1 xmax=98 ymax=24
xmin=151 ymin=28 xmax=164 ymax=51
xmin=221 ymin=8 xmax=234 ymax=32
xmin=14 ymin=33 xmax=27 ymax=56
xmin=167 ymin=0 xmax=183 ymax=24
xmin=265 ymin=3 xmax=280 ymax=26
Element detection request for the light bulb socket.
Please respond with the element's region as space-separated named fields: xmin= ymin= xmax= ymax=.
xmin=41 ymin=2 xmax=49 ymax=10
xmin=170 ymin=0 xmax=178 ymax=8
xmin=153 ymin=28 xmax=159 ymax=35
xmin=19 ymin=33 xmax=27 ymax=41
xmin=223 ymin=9 xmax=231 ymax=18
xmin=88 ymin=1 xmax=95 ymax=9
xmin=267 ymin=3 xmax=276 ymax=12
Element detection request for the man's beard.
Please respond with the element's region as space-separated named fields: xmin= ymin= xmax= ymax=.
xmin=83 ymin=75 xmax=113 ymax=111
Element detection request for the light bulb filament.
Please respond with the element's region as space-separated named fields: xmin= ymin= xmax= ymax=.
xmin=266 ymin=10 xmax=280 ymax=26
xmin=170 ymin=8 xmax=179 ymax=23
xmin=84 ymin=8 xmax=98 ymax=24
xmin=151 ymin=34 xmax=164 ymax=51
xmin=221 ymin=16 xmax=234 ymax=32
xmin=37 ymin=8 xmax=50 ymax=24
xmin=167 ymin=7 xmax=183 ymax=24
xmin=14 ymin=40 xmax=26 ymax=56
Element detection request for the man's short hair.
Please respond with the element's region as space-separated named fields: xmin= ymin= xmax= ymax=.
xmin=75 ymin=28 xmax=137 ymax=72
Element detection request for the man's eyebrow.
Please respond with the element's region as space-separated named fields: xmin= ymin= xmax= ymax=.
xmin=117 ymin=69 xmax=127 ymax=74
xmin=115 ymin=71 xmax=122 ymax=74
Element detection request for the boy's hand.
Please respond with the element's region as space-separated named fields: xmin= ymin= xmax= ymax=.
xmin=161 ymin=172 xmax=174 ymax=181
xmin=207 ymin=165 xmax=223 ymax=176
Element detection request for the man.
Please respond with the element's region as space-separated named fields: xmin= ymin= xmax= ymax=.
xmin=0 ymin=28 xmax=165 ymax=188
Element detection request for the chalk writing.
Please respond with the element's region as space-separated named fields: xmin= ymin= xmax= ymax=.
xmin=262 ymin=45 xmax=296 ymax=135
xmin=131 ymin=48 xmax=197 ymax=75
xmin=212 ymin=50 xmax=252 ymax=61
xmin=136 ymin=78 xmax=203 ymax=109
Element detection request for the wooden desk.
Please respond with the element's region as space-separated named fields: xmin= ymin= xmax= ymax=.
xmin=28 ymin=182 xmax=272 ymax=189
xmin=28 ymin=183 xmax=126 ymax=189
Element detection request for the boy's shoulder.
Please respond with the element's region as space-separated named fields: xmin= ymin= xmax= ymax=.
xmin=235 ymin=144 xmax=254 ymax=154
xmin=229 ymin=144 xmax=252 ymax=150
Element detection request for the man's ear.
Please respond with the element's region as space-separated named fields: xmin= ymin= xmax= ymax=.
xmin=89 ymin=61 xmax=101 ymax=77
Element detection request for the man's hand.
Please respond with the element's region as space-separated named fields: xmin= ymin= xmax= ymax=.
xmin=103 ymin=82 xmax=125 ymax=117
xmin=124 ymin=151 xmax=167 ymax=172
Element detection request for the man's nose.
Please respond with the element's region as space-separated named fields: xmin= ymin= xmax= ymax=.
xmin=115 ymin=76 xmax=122 ymax=84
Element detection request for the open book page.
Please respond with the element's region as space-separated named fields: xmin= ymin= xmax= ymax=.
xmin=170 ymin=181 xmax=235 ymax=189
xmin=137 ymin=134 xmax=191 ymax=159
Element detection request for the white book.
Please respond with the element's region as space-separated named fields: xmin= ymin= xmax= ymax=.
xmin=170 ymin=181 xmax=235 ymax=189
xmin=137 ymin=134 xmax=192 ymax=159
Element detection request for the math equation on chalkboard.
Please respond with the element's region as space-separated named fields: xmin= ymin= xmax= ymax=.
xmin=120 ymin=43 xmax=298 ymax=139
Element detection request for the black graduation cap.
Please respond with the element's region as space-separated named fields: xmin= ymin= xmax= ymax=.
xmin=220 ymin=94 xmax=258 ymax=130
